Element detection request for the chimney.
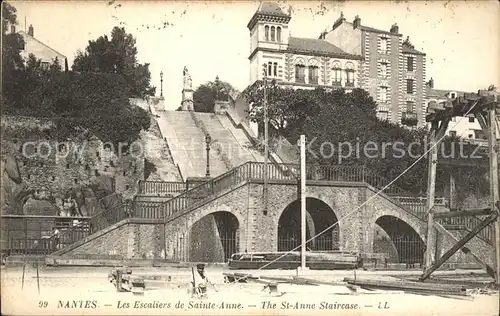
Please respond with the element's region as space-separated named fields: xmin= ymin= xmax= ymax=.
xmin=427 ymin=77 xmax=434 ymax=89
xmin=28 ymin=24 xmax=34 ymax=37
xmin=10 ymin=24 xmax=16 ymax=34
xmin=390 ymin=23 xmax=399 ymax=34
xmin=353 ymin=15 xmax=361 ymax=29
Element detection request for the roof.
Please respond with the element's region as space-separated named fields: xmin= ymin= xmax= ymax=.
xmin=288 ymin=37 xmax=361 ymax=59
xmin=402 ymin=46 xmax=425 ymax=55
xmin=402 ymin=39 xmax=425 ymax=55
xmin=18 ymin=31 xmax=67 ymax=60
xmin=257 ymin=1 xmax=290 ymax=17
xmin=247 ymin=2 xmax=291 ymax=29
xmin=427 ymin=87 xmax=468 ymax=99
xmin=338 ymin=21 xmax=398 ymax=36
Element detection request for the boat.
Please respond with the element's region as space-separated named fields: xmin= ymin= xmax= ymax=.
xmin=228 ymin=251 xmax=362 ymax=270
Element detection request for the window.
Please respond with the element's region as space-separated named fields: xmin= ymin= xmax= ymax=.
xmin=20 ymin=39 xmax=25 ymax=50
xmin=406 ymin=79 xmax=414 ymax=94
xmin=407 ymin=57 xmax=414 ymax=71
xmin=468 ymin=134 xmax=473 ymax=138
xmin=406 ymin=101 xmax=415 ymax=112
xmin=449 ymin=131 xmax=457 ymax=137
xmin=468 ymin=117 xmax=475 ymax=123
xmin=450 ymin=92 xmax=456 ymax=99
xmin=346 ymin=70 xmax=354 ymax=86
xmin=379 ymin=111 xmax=389 ymax=121
xmin=41 ymin=62 xmax=50 ymax=70
xmin=345 ymin=62 xmax=355 ymax=86
xmin=267 ymin=62 xmax=278 ymax=77
xmin=265 ymin=25 xmax=269 ymax=41
xmin=380 ymin=87 xmax=388 ymax=102
xmin=333 ymin=69 xmax=342 ymax=84
xmin=309 ymin=66 xmax=318 ymax=84
xmin=271 ymin=26 xmax=275 ymax=42
xmin=380 ymin=38 xmax=388 ymax=54
xmin=295 ymin=65 xmax=305 ymax=83
xmin=277 ymin=27 xmax=281 ymax=42
xmin=380 ymin=63 xmax=388 ymax=78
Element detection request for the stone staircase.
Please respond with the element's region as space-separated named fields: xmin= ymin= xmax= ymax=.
xmin=156 ymin=111 xmax=225 ymax=178
xmin=194 ymin=112 xmax=260 ymax=167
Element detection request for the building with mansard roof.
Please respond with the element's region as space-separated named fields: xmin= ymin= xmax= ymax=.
xmin=247 ymin=2 xmax=428 ymax=128
xmin=247 ymin=2 xmax=363 ymax=92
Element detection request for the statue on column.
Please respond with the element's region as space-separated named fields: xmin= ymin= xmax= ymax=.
xmin=181 ymin=66 xmax=194 ymax=111
xmin=183 ymin=66 xmax=192 ymax=91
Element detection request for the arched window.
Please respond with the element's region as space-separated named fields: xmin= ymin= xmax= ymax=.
xmin=264 ymin=25 xmax=269 ymax=41
xmin=332 ymin=61 xmax=342 ymax=85
xmin=308 ymin=59 xmax=319 ymax=84
xmin=271 ymin=26 xmax=276 ymax=41
xmin=345 ymin=62 xmax=355 ymax=86
xmin=295 ymin=58 xmax=306 ymax=83
xmin=277 ymin=27 xmax=282 ymax=42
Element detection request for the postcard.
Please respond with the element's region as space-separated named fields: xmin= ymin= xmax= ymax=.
xmin=1 ymin=0 xmax=499 ymax=315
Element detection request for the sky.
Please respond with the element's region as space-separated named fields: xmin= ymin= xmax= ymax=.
xmin=9 ymin=0 xmax=500 ymax=110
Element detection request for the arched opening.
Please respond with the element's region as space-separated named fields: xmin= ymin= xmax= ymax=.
xmin=278 ymin=198 xmax=339 ymax=252
xmin=374 ymin=215 xmax=425 ymax=266
xmin=189 ymin=211 xmax=239 ymax=263
xmin=264 ymin=25 xmax=269 ymax=41
xmin=277 ymin=26 xmax=282 ymax=42
xmin=271 ymin=26 xmax=276 ymax=41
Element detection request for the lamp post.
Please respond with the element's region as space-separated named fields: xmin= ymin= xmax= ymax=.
xmin=205 ymin=134 xmax=211 ymax=177
xmin=262 ymin=64 xmax=269 ymax=215
xmin=160 ymin=71 xmax=164 ymax=98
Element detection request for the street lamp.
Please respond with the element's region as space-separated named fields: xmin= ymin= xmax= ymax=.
xmin=262 ymin=64 xmax=269 ymax=215
xmin=205 ymin=134 xmax=211 ymax=177
xmin=160 ymin=71 xmax=164 ymax=98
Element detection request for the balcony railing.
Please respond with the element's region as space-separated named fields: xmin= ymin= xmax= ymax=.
xmin=295 ymin=76 xmax=305 ymax=83
xmin=138 ymin=181 xmax=186 ymax=195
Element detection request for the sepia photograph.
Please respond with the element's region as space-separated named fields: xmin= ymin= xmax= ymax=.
xmin=0 ymin=0 xmax=499 ymax=315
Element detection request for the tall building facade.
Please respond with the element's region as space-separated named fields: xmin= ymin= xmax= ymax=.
xmin=324 ymin=13 xmax=427 ymax=128
xmin=247 ymin=3 xmax=363 ymax=92
xmin=246 ymin=3 xmax=427 ymax=128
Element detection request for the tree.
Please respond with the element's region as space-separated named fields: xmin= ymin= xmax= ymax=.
xmin=193 ymin=76 xmax=234 ymax=112
xmin=242 ymin=80 xmax=321 ymax=137
xmin=1 ymin=2 xmax=26 ymax=110
xmin=72 ymin=27 xmax=155 ymax=98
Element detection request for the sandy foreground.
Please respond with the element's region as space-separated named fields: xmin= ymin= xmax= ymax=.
xmin=1 ymin=266 xmax=498 ymax=316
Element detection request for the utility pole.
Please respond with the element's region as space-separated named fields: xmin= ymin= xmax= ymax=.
xmin=487 ymin=99 xmax=500 ymax=286
xmin=300 ymin=135 xmax=307 ymax=270
xmin=425 ymin=122 xmax=438 ymax=269
xmin=263 ymin=65 xmax=269 ymax=215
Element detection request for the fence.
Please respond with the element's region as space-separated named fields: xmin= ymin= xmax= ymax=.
xmin=138 ymin=181 xmax=185 ymax=196
xmin=436 ymin=215 xmax=495 ymax=245
xmin=391 ymin=234 xmax=425 ymax=265
xmin=1 ymin=215 xmax=91 ymax=256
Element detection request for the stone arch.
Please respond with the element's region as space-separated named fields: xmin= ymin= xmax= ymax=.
xmin=277 ymin=197 xmax=340 ymax=251
xmin=294 ymin=57 xmax=305 ymax=66
xmin=188 ymin=210 xmax=240 ymax=263
xmin=373 ymin=215 xmax=425 ymax=265
xmin=331 ymin=60 xmax=342 ymax=69
xmin=308 ymin=58 xmax=319 ymax=67
xmin=345 ymin=61 xmax=355 ymax=70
